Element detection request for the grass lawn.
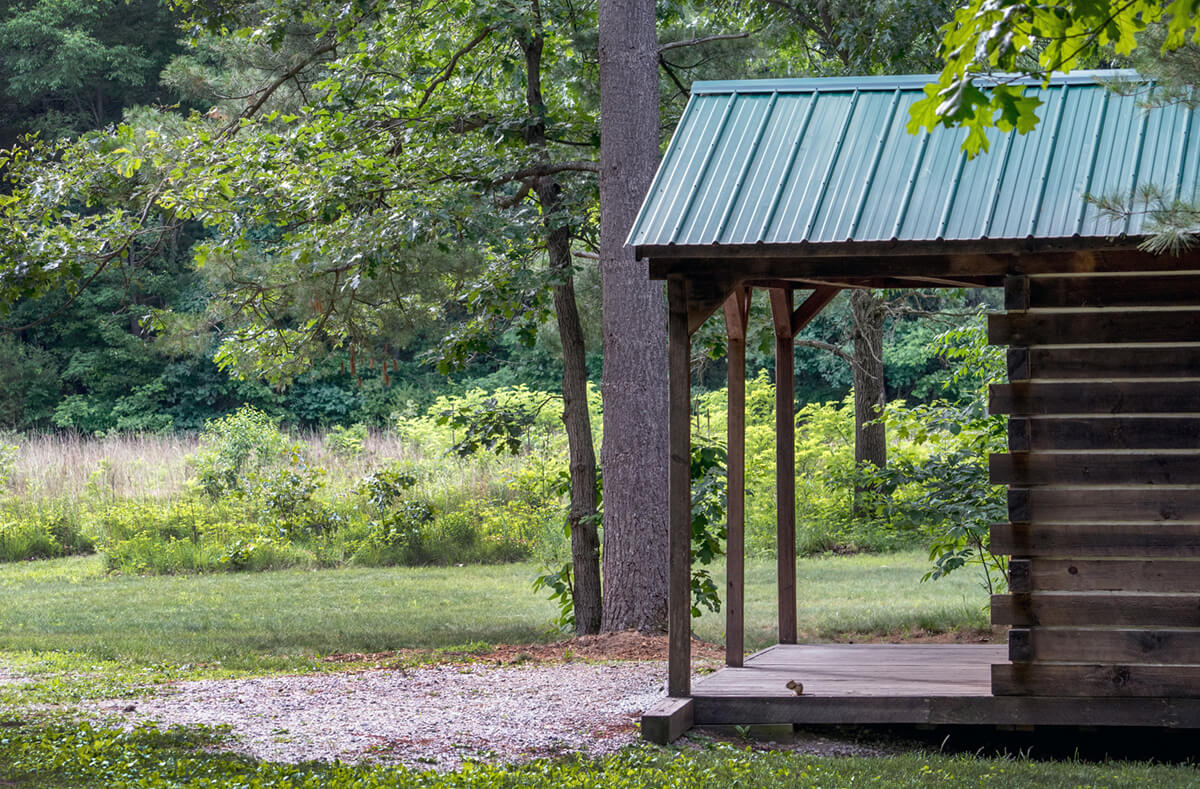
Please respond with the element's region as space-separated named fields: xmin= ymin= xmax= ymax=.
xmin=3 ymin=553 xmax=1197 ymax=787
xmin=0 ymin=550 xmax=988 ymax=671
xmin=2 ymin=722 xmax=1198 ymax=788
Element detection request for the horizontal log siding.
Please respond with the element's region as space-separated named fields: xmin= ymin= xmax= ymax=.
xmin=989 ymin=272 xmax=1200 ymax=698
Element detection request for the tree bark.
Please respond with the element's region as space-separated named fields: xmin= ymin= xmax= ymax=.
xmin=597 ymin=0 xmax=668 ymax=633
xmin=551 ymin=260 xmax=603 ymax=635
xmin=850 ymin=289 xmax=886 ymax=513
xmin=520 ymin=11 xmax=602 ymax=634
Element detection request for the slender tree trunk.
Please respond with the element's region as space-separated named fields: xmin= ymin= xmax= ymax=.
xmin=597 ymin=0 xmax=668 ymax=632
xmin=850 ymin=289 xmax=886 ymax=513
xmin=521 ymin=13 xmax=602 ymax=633
xmin=549 ymin=235 xmax=603 ymax=635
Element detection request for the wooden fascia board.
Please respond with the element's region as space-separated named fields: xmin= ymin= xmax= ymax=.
xmin=647 ymin=248 xmax=1194 ymax=283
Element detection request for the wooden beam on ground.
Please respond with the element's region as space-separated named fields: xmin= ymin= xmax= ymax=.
xmin=641 ymin=696 xmax=694 ymax=744
xmin=722 ymin=288 xmax=750 ymax=668
xmin=690 ymin=694 xmax=1200 ymax=727
xmin=667 ymin=279 xmax=692 ymax=698
xmin=769 ymin=287 xmax=797 ymax=645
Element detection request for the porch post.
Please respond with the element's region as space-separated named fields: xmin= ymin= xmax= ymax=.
xmin=722 ymin=289 xmax=749 ymax=667
xmin=667 ymin=279 xmax=692 ymax=696
xmin=770 ymin=287 xmax=797 ymax=645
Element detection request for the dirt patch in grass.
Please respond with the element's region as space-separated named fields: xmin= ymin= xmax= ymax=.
xmin=322 ymin=626 xmax=1000 ymax=669
xmin=323 ymin=630 xmax=725 ymax=667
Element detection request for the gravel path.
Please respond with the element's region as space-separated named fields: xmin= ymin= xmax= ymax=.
xmin=89 ymin=661 xmax=667 ymax=770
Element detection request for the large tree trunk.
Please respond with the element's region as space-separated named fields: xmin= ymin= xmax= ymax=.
xmin=850 ymin=289 xmax=886 ymax=513
xmin=521 ymin=16 xmax=602 ymax=634
xmin=597 ymin=0 xmax=668 ymax=632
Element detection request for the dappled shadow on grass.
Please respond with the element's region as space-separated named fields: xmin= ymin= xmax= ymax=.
xmin=783 ymin=724 xmax=1200 ymax=765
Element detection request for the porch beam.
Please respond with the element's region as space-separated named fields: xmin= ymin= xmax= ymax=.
xmin=667 ymin=279 xmax=693 ymax=697
xmin=769 ymin=287 xmax=798 ymax=644
xmin=722 ymin=287 xmax=751 ymax=667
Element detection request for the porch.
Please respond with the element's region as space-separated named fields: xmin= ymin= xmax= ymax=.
xmin=642 ymin=644 xmax=1200 ymax=743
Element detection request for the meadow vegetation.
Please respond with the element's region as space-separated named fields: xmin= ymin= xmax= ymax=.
xmin=0 ymin=364 xmax=1004 ymax=601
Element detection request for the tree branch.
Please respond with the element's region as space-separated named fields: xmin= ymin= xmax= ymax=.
xmin=221 ymin=38 xmax=338 ymax=138
xmin=418 ymin=26 xmax=497 ymax=111
xmin=658 ymin=32 xmax=751 ymax=53
xmin=503 ymin=160 xmax=600 ymax=181
xmin=794 ymin=338 xmax=854 ymax=365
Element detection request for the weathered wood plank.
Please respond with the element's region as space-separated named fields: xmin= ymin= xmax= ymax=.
xmin=991 ymin=592 xmax=1200 ymax=627
xmin=1014 ymin=558 xmax=1200 ymax=592
xmin=992 ymin=663 xmax=1200 ymax=697
xmin=691 ymin=694 xmax=1200 ymax=727
xmin=1012 ymin=629 xmax=1200 ymax=664
xmin=1005 ymin=275 xmax=1030 ymax=311
xmin=1008 ymin=559 xmax=1032 ymax=593
xmin=1013 ymin=416 xmax=1200 ymax=450
xmin=990 ymin=381 xmax=1200 ymax=415
xmin=988 ymin=309 xmax=1200 ymax=346
xmin=723 ymin=290 xmax=749 ymax=668
xmin=1007 ymin=348 xmax=1031 ymax=382
xmin=1028 ymin=274 xmax=1200 ymax=309
xmin=770 ymin=289 xmax=797 ymax=645
xmin=641 ymin=697 xmax=694 ymax=744
xmin=1007 ymin=487 xmax=1200 ymax=523
xmin=667 ymin=280 xmax=692 ymax=698
xmin=1008 ymin=628 xmax=1033 ymax=662
xmin=991 ymin=453 xmax=1200 ymax=486
xmin=1024 ymin=347 xmax=1200 ymax=380
xmin=991 ymin=522 xmax=1200 ymax=557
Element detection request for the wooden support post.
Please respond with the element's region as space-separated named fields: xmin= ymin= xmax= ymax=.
xmin=722 ymin=288 xmax=751 ymax=667
xmin=769 ymin=287 xmax=797 ymax=645
xmin=667 ymin=279 xmax=692 ymax=697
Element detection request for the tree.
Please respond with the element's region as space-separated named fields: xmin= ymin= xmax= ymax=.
xmin=910 ymin=0 xmax=1200 ymax=155
xmin=0 ymin=0 xmax=181 ymax=144
xmin=596 ymin=0 xmax=668 ymax=632
xmin=0 ymin=0 xmax=612 ymax=630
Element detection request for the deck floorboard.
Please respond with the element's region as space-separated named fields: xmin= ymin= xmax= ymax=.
xmin=670 ymin=644 xmax=1200 ymax=731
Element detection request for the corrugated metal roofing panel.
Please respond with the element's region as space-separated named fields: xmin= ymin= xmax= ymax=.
xmin=629 ymin=70 xmax=1200 ymax=250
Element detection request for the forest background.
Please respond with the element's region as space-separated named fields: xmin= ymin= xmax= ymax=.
xmin=0 ymin=0 xmax=1191 ymax=630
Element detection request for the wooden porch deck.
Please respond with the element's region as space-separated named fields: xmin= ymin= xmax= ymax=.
xmin=642 ymin=644 xmax=1200 ymax=742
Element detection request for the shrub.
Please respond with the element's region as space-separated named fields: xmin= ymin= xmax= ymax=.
xmin=326 ymin=423 xmax=368 ymax=457
xmin=190 ymin=406 xmax=288 ymax=498
xmin=0 ymin=502 xmax=94 ymax=562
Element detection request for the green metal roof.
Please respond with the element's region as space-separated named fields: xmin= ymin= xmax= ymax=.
xmin=629 ymin=70 xmax=1200 ymax=252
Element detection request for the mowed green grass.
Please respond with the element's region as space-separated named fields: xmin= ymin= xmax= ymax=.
xmin=0 ymin=550 xmax=988 ymax=670
xmin=695 ymin=551 xmax=990 ymax=649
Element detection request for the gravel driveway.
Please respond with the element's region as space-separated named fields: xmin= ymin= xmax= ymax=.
xmin=89 ymin=661 xmax=668 ymax=770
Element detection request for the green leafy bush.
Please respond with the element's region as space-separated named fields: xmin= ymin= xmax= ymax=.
xmin=0 ymin=503 xmax=94 ymax=562
xmin=326 ymin=422 xmax=368 ymax=457
xmin=190 ymin=405 xmax=288 ymax=498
